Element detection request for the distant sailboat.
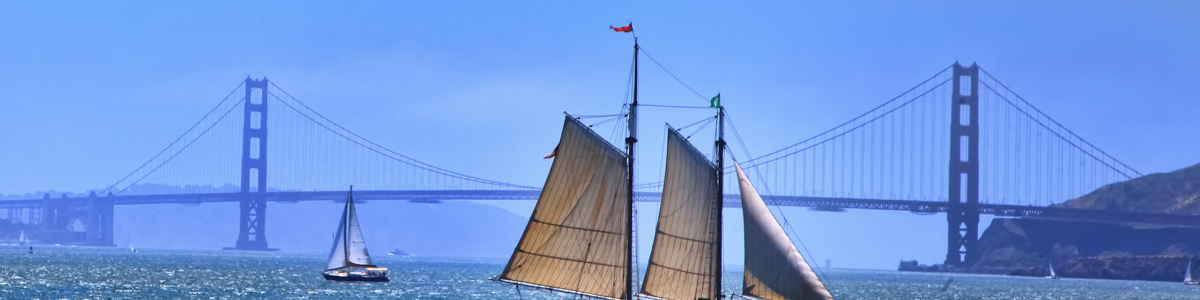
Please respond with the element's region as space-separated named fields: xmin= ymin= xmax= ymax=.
xmin=1185 ymin=259 xmax=1199 ymax=285
xmin=17 ymin=230 xmax=28 ymax=246
xmin=129 ymin=242 xmax=136 ymax=253
xmin=322 ymin=186 xmax=389 ymax=282
xmin=1045 ymin=260 xmax=1060 ymax=280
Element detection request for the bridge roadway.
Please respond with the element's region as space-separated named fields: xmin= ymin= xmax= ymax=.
xmin=5 ymin=189 xmax=1200 ymax=227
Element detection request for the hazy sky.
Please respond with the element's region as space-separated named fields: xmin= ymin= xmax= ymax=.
xmin=2 ymin=1 xmax=1198 ymax=270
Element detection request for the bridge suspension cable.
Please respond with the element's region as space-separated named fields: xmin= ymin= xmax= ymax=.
xmin=101 ymin=82 xmax=246 ymax=195
xmin=632 ymin=63 xmax=1141 ymax=208
xmin=267 ymin=83 xmax=538 ymax=190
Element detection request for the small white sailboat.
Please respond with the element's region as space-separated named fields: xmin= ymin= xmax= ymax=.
xmin=1045 ymin=260 xmax=1060 ymax=279
xmin=17 ymin=230 xmax=28 ymax=246
xmin=1185 ymin=259 xmax=1199 ymax=285
xmin=129 ymin=242 xmax=136 ymax=253
xmin=322 ymin=186 xmax=389 ymax=282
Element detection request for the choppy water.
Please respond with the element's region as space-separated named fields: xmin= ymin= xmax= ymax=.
xmin=1 ymin=245 xmax=1198 ymax=299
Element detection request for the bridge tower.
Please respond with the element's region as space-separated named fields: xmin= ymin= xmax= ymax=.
xmin=227 ymin=77 xmax=275 ymax=250
xmin=85 ymin=191 xmax=114 ymax=246
xmin=946 ymin=63 xmax=981 ymax=266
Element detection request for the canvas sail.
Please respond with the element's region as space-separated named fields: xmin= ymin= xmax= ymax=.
xmin=640 ymin=128 xmax=721 ymax=300
xmin=736 ymin=163 xmax=834 ymax=300
xmin=499 ymin=116 xmax=632 ymax=299
xmin=326 ymin=191 xmax=374 ymax=270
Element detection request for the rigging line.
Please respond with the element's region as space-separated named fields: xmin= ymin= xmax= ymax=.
xmin=685 ymin=118 xmax=716 ymax=140
xmin=588 ymin=116 xmax=623 ymax=128
xmin=637 ymin=47 xmax=710 ymax=101
xmin=103 ymin=82 xmax=246 ymax=192
xmin=677 ymin=115 xmax=715 ymax=131
xmin=639 ymin=104 xmax=714 ymax=109
xmin=978 ymin=82 xmax=1139 ymax=179
xmin=575 ymin=113 xmax=624 ymax=119
xmin=725 ymin=145 xmax=837 ymax=293
xmin=115 ymin=98 xmax=247 ymax=195
xmin=266 ymin=85 xmax=538 ymax=189
xmin=608 ymin=104 xmax=629 ymax=148
xmin=620 ymin=114 xmax=713 ymax=190
xmin=267 ymin=93 xmax=537 ymax=189
xmin=741 ymin=65 xmax=955 ymax=162
xmin=979 ymin=68 xmax=1141 ymax=177
xmin=739 ymin=78 xmax=953 ymax=171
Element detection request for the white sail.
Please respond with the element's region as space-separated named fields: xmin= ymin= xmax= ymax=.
xmin=18 ymin=230 xmax=26 ymax=245
xmin=1048 ymin=261 xmax=1057 ymax=278
xmin=1187 ymin=260 xmax=1194 ymax=283
xmin=736 ymin=163 xmax=834 ymax=300
xmin=640 ymin=128 xmax=721 ymax=300
xmin=499 ymin=116 xmax=631 ymax=299
xmin=326 ymin=190 xmax=373 ymax=270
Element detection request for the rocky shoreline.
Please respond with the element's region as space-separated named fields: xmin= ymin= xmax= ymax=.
xmin=900 ymin=254 xmax=1195 ymax=282
xmin=899 ymin=163 xmax=1200 ymax=282
xmin=898 ymin=217 xmax=1200 ymax=282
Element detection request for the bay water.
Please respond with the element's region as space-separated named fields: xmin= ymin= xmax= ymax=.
xmin=1 ymin=245 xmax=1197 ymax=299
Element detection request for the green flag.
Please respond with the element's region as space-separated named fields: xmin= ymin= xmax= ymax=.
xmin=710 ymin=93 xmax=721 ymax=108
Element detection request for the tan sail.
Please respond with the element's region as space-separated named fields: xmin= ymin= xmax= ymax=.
xmin=640 ymin=128 xmax=721 ymax=300
xmin=736 ymin=163 xmax=834 ymax=300
xmin=499 ymin=115 xmax=632 ymax=299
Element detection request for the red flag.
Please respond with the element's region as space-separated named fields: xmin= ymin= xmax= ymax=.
xmin=543 ymin=145 xmax=559 ymax=159
xmin=610 ymin=23 xmax=633 ymax=33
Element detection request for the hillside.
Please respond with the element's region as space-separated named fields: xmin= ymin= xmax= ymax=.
xmin=965 ymin=162 xmax=1200 ymax=281
xmin=1056 ymin=162 xmax=1200 ymax=213
xmin=972 ymin=218 xmax=1200 ymax=276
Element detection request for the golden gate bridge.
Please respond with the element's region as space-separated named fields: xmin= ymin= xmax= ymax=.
xmin=0 ymin=62 xmax=1179 ymax=267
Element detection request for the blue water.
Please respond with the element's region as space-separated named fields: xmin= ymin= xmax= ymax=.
xmin=1 ymin=245 xmax=1198 ymax=299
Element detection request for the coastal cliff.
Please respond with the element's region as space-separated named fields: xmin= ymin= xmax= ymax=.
xmin=903 ymin=163 xmax=1200 ymax=281
xmin=971 ymin=218 xmax=1200 ymax=281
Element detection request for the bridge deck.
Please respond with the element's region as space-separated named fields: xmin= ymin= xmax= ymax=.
xmin=5 ymin=190 xmax=1200 ymax=227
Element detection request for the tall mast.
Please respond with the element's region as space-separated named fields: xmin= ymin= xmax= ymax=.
xmin=344 ymin=186 xmax=352 ymax=267
xmin=713 ymin=106 xmax=725 ymax=298
xmin=624 ymin=38 xmax=639 ymax=300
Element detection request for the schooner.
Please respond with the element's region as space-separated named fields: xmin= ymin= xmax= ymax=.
xmin=495 ymin=33 xmax=835 ymax=300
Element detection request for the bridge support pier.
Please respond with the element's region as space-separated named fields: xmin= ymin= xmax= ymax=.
xmin=226 ymin=77 xmax=277 ymax=251
xmin=946 ymin=63 xmax=981 ymax=266
xmin=85 ymin=192 xmax=115 ymax=246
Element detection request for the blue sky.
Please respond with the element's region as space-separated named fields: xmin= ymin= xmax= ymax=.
xmin=1 ymin=1 xmax=1198 ymax=270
